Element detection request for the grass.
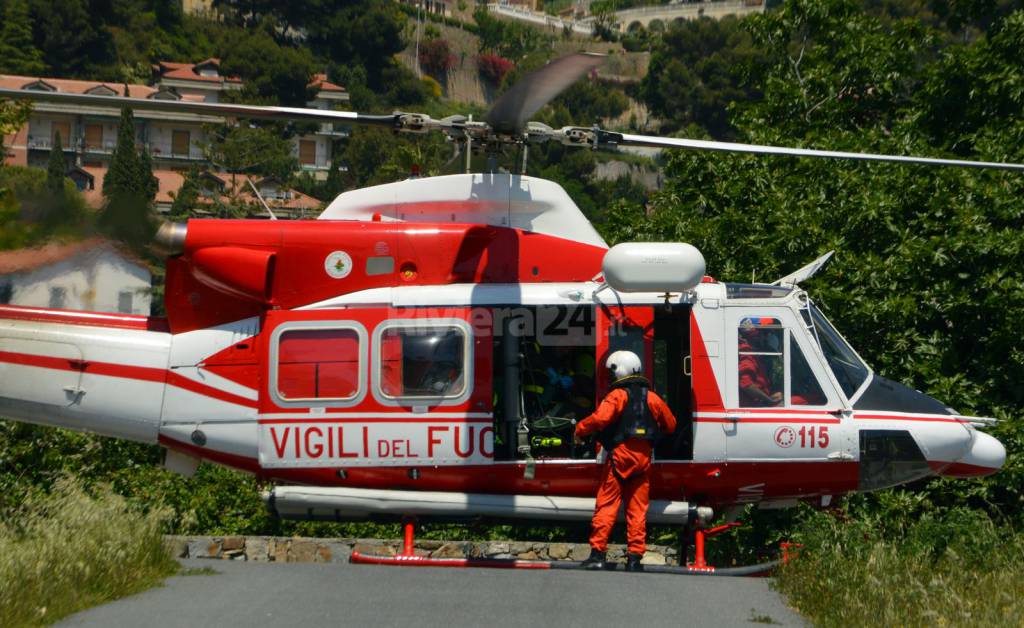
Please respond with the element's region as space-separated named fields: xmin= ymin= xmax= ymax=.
xmin=774 ymin=506 xmax=1024 ymax=626
xmin=0 ymin=478 xmax=179 ymax=627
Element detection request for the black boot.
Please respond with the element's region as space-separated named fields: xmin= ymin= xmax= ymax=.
xmin=580 ymin=549 xmax=606 ymax=570
xmin=624 ymin=553 xmax=644 ymax=572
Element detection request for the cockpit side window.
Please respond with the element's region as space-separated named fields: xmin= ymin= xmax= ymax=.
xmin=737 ymin=316 xmax=830 ymax=408
xmin=738 ymin=317 xmax=784 ymax=407
xmin=790 ymin=335 xmax=827 ymax=406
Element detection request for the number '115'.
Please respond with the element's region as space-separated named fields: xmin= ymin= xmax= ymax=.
xmin=798 ymin=426 xmax=830 ymax=448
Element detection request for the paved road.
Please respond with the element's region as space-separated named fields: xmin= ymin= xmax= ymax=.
xmin=60 ymin=559 xmax=803 ymax=627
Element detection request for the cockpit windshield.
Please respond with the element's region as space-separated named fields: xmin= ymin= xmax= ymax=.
xmin=806 ymin=304 xmax=870 ymax=398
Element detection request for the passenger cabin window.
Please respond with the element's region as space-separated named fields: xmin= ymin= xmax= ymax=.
xmin=276 ymin=327 xmax=361 ymax=402
xmin=737 ymin=317 xmax=828 ymax=407
xmin=379 ymin=324 xmax=467 ymax=400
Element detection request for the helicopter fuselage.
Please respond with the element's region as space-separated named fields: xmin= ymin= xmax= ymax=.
xmin=0 ymin=174 xmax=1005 ymax=518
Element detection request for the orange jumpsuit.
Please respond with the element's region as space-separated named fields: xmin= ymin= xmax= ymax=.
xmin=575 ymin=386 xmax=676 ymax=555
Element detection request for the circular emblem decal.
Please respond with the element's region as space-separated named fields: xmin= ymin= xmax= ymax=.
xmin=774 ymin=426 xmax=796 ymax=448
xmin=324 ymin=251 xmax=353 ymax=279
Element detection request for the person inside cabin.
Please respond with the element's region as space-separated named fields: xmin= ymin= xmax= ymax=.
xmin=568 ymin=351 xmax=596 ymax=418
xmin=737 ymin=318 xmax=783 ymax=407
xmin=522 ymin=341 xmax=552 ymax=418
xmin=573 ymin=351 xmax=677 ymax=572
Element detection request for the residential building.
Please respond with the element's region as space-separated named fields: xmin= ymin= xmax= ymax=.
xmin=400 ymin=0 xmax=452 ymax=17
xmin=67 ymin=166 xmax=322 ymax=218
xmin=0 ymin=238 xmax=152 ymax=315
xmin=1 ymin=59 xmax=348 ymax=178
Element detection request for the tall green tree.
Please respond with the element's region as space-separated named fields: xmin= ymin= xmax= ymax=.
xmin=201 ymin=124 xmax=298 ymax=183
xmin=168 ymin=167 xmax=202 ymax=222
xmin=219 ymin=26 xmax=315 ymax=106
xmin=100 ymin=107 xmax=155 ymax=247
xmin=45 ymin=130 xmax=64 ymax=197
xmin=0 ymin=0 xmax=45 ymax=75
xmin=641 ymin=15 xmax=765 ymax=138
xmin=28 ymin=0 xmax=117 ymax=79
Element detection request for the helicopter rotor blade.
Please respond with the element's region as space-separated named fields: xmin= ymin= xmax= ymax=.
xmin=0 ymin=87 xmax=398 ymax=127
xmin=566 ymin=128 xmax=1024 ymax=172
xmin=484 ymin=52 xmax=605 ymax=137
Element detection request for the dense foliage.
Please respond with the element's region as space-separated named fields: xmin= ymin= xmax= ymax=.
xmin=641 ymin=15 xmax=763 ymax=138
xmin=0 ymin=165 xmax=90 ymax=250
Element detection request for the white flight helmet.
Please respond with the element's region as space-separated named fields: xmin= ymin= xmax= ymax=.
xmin=606 ymin=350 xmax=642 ymax=382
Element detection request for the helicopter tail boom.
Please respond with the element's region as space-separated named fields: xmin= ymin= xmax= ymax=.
xmin=0 ymin=305 xmax=171 ymax=442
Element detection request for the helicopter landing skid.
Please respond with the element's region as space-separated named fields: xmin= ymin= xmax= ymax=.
xmin=348 ymin=518 xmax=780 ymax=576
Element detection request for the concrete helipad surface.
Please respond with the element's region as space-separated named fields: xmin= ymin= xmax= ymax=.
xmin=58 ymin=558 xmax=804 ymax=627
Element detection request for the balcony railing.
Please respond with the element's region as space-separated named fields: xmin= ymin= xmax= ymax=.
xmin=145 ymin=141 xmax=205 ymax=161
xmin=26 ymin=137 xmax=76 ymax=151
xmin=298 ymin=158 xmax=331 ymax=170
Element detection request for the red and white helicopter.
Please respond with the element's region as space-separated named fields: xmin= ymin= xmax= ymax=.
xmin=0 ymin=54 xmax=1014 ymax=573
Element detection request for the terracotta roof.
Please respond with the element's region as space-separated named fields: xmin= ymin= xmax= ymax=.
xmin=0 ymin=75 xmax=209 ymax=105
xmin=154 ymin=59 xmax=242 ymax=85
xmin=79 ymin=166 xmax=185 ymax=208
xmin=0 ymin=238 xmax=145 ymax=275
xmin=309 ymin=72 xmax=346 ymax=93
xmin=0 ymin=74 xmax=158 ymax=98
xmin=77 ymin=166 xmax=319 ymax=212
xmin=207 ymin=172 xmax=322 ymax=210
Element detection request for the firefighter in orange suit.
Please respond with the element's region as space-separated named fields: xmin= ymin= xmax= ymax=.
xmin=574 ymin=350 xmax=676 ymax=572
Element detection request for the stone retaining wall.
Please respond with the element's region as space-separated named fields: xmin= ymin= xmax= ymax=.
xmin=164 ymin=535 xmax=679 ymax=566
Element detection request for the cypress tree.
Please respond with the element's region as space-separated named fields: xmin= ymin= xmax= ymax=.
xmin=46 ymin=131 xmax=65 ymax=197
xmin=100 ymin=107 xmax=155 ymax=246
xmin=104 ymin=107 xmax=140 ymax=201
xmin=0 ymin=0 xmax=45 ymax=76
xmin=169 ymin=167 xmax=200 ymax=222
xmin=136 ymin=146 xmax=158 ymax=204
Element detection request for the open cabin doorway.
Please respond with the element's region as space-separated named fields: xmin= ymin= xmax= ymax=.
xmin=652 ymin=304 xmax=693 ymax=460
xmin=491 ymin=305 xmax=597 ymax=461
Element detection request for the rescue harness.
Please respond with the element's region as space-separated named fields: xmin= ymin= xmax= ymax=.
xmin=597 ymin=375 xmax=660 ymax=451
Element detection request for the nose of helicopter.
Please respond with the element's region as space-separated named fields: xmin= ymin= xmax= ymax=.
xmin=938 ymin=430 xmax=1006 ymax=478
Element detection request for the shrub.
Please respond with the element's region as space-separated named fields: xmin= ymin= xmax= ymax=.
xmin=418 ymin=38 xmax=456 ymax=76
xmin=0 ymin=478 xmax=177 ymax=627
xmin=421 ymin=75 xmax=443 ymax=99
xmin=478 ymin=53 xmax=514 ymax=85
